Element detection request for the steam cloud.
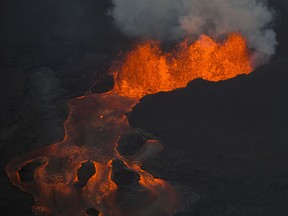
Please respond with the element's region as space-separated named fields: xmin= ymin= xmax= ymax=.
xmin=110 ymin=0 xmax=277 ymax=63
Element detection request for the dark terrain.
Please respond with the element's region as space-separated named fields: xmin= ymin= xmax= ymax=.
xmin=1 ymin=0 xmax=288 ymax=215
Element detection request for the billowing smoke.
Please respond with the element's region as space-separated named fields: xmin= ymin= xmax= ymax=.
xmin=109 ymin=0 xmax=277 ymax=63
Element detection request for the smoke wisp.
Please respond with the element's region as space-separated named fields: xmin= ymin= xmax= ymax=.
xmin=110 ymin=0 xmax=277 ymax=63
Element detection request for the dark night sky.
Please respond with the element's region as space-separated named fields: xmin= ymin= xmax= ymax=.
xmin=0 ymin=0 xmax=288 ymax=215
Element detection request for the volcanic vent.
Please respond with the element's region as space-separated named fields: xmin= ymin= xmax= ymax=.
xmin=6 ymin=33 xmax=253 ymax=216
xmin=6 ymin=0 xmax=277 ymax=215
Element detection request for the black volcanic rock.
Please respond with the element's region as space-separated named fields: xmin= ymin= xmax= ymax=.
xmin=117 ymin=131 xmax=147 ymax=156
xmin=129 ymin=59 xmax=288 ymax=216
xmin=85 ymin=208 xmax=100 ymax=216
xmin=90 ymin=73 xmax=114 ymax=93
xmin=18 ymin=159 xmax=45 ymax=182
xmin=111 ymin=159 xmax=140 ymax=189
xmin=75 ymin=161 xmax=96 ymax=188
xmin=116 ymin=129 xmax=161 ymax=157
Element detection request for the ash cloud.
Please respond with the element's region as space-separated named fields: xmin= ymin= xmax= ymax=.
xmin=110 ymin=0 xmax=277 ymax=63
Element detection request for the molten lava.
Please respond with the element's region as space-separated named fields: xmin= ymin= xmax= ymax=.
xmin=112 ymin=33 xmax=252 ymax=98
xmin=6 ymin=33 xmax=253 ymax=216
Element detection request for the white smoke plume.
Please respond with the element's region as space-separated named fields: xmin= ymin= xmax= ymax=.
xmin=110 ymin=0 xmax=277 ymax=63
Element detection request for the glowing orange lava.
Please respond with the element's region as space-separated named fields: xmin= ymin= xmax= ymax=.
xmin=6 ymin=33 xmax=253 ymax=216
xmin=112 ymin=33 xmax=252 ymax=98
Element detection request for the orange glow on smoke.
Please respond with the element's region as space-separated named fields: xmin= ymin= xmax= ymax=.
xmin=112 ymin=33 xmax=252 ymax=98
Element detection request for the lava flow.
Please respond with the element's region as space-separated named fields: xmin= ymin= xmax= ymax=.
xmin=6 ymin=33 xmax=252 ymax=216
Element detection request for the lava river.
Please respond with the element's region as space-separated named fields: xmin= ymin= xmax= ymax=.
xmin=6 ymin=33 xmax=252 ymax=216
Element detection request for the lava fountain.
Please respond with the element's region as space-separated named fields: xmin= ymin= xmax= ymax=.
xmin=6 ymin=33 xmax=252 ymax=216
xmin=113 ymin=33 xmax=252 ymax=98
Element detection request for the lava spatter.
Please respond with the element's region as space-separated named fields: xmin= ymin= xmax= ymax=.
xmin=112 ymin=33 xmax=252 ymax=98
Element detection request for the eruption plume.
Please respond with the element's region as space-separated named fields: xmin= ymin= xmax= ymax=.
xmin=5 ymin=33 xmax=253 ymax=215
xmin=110 ymin=0 xmax=277 ymax=64
xmin=6 ymin=0 xmax=276 ymax=215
